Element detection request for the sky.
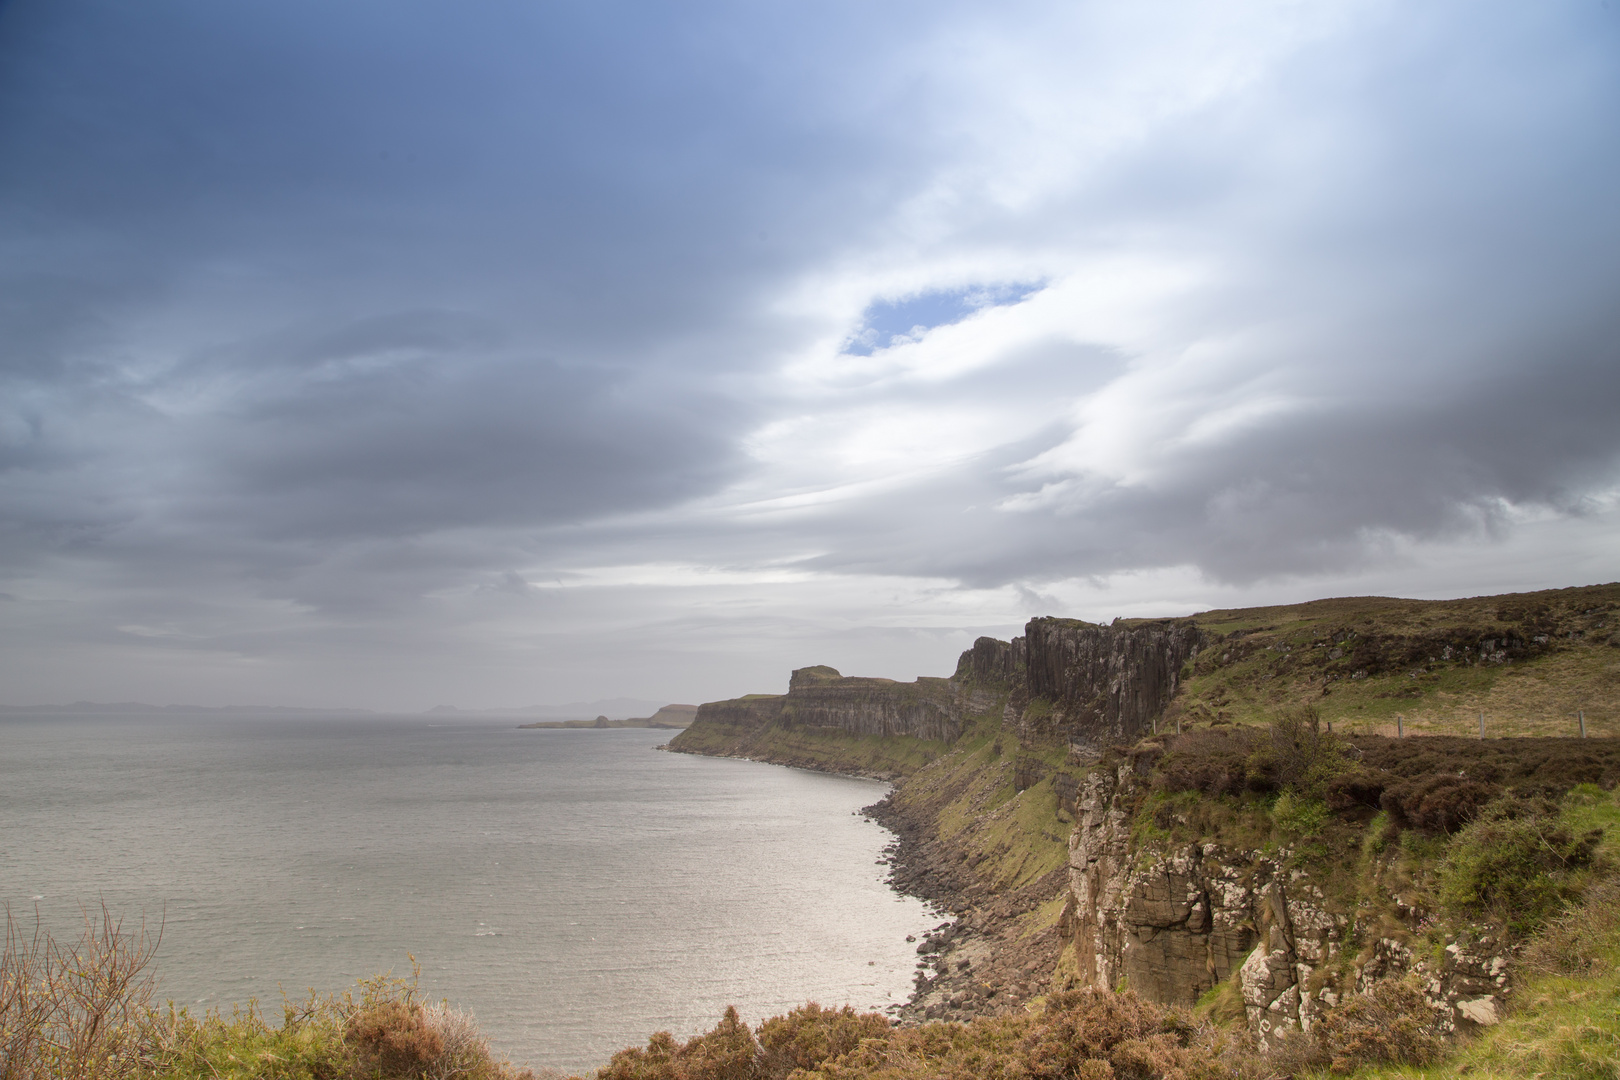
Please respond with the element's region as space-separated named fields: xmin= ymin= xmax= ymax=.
xmin=1 ymin=0 xmax=1618 ymax=710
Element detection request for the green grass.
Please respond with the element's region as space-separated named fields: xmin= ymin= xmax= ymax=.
xmin=142 ymin=997 xmax=354 ymax=1080
xmin=884 ymin=707 xmax=1075 ymax=893
xmin=1337 ymin=890 xmax=1620 ymax=1080
xmin=1163 ymin=583 xmax=1620 ymax=739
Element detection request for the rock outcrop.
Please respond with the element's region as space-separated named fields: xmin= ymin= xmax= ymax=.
xmin=956 ymin=618 xmax=1204 ymax=752
xmin=678 ymin=617 xmax=1205 ymax=760
xmin=672 ymin=665 xmax=968 ymax=749
xmin=1065 ymin=764 xmax=1513 ymax=1048
xmin=781 ymin=666 xmax=966 ymax=742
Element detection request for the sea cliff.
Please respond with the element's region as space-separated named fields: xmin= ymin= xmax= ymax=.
xmin=670 ymin=583 xmax=1620 ymax=1054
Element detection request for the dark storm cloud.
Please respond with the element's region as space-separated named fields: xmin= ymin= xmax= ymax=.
xmin=0 ymin=0 xmax=920 ymax=571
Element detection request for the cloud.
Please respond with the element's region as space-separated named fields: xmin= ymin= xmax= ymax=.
xmin=0 ymin=0 xmax=1617 ymax=706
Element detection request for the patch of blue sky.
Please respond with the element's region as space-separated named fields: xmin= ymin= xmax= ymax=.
xmin=843 ymin=282 xmax=1043 ymax=356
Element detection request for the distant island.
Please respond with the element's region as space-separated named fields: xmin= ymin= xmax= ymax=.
xmin=518 ymin=703 xmax=697 ymax=730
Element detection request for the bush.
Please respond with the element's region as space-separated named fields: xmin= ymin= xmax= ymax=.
xmin=1380 ymin=773 xmax=1499 ymax=833
xmin=1438 ymin=800 xmax=1604 ymax=935
xmin=1270 ymin=793 xmax=1330 ymax=838
xmin=598 ymin=1007 xmax=761 ymax=1080
xmin=804 ymin=990 xmax=1256 ymax=1080
xmin=755 ymin=1004 xmax=890 ymax=1077
xmin=0 ymin=903 xmax=159 ymax=1080
xmin=1019 ymin=989 xmax=1167 ymax=1076
xmin=349 ymin=999 xmax=447 ymax=1077
xmin=1522 ymin=874 xmax=1620 ymax=976
xmin=1308 ymin=978 xmax=1445 ymax=1073
xmin=1322 ymin=767 xmax=1385 ymax=812
xmin=1351 ymin=736 xmax=1620 ymax=799
xmin=606 ymin=992 xmax=1267 ymax=1080
xmin=1 ymin=908 xmax=529 ymax=1080
xmin=1152 ymin=729 xmax=1273 ymax=798
xmin=1268 ymin=706 xmax=1346 ymax=799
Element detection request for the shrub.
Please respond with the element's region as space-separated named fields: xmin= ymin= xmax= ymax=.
xmin=1438 ymin=799 xmax=1604 ymax=935
xmin=794 ymin=989 xmax=1254 ymax=1080
xmin=349 ymin=999 xmax=447 ymax=1077
xmin=0 ymin=903 xmax=159 ymax=1080
xmin=1521 ymin=874 xmax=1620 ymax=976
xmin=1309 ymin=978 xmax=1445 ymax=1073
xmin=755 ymin=1003 xmax=890 ymax=1078
xmin=0 ymin=908 xmax=526 ymax=1080
xmin=598 ymin=1029 xmax=684 ymax=1080
xmin=1020 ymin=989 xmax=1166 ymax=1076
xmin=1351 ymin=736 xmax=1620 ymax=798
xmin=1152 ymin=729 xmax=1272 ymax=797
xmin=1270 ymin=793 xmax=1330 ymax=838
xmin=1268 ymin=706 xmax=1345 ymax=799
xmin=1152 ymin=709 xmax=1350 ymax=802
xmin=140 ymin=997 xmax=357 ymax=1080
xmin=598 ymin=1007 xmax=762 ymax=1080
xmin=1322 ymin=767 xmax=1385 ymax=813
xmin=1380 ymin=773 xmax=1499 ymax=833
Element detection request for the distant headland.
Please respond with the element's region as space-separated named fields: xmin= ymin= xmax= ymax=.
xmin=517 ymin=703 xmax=697 ymax=730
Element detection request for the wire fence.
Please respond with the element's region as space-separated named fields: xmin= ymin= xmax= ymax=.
xmin=1337 ymin=708 xmax=1613 ymax=740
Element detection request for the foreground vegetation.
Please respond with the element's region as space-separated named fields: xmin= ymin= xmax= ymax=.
xmin=0 ymin=909 xmax=536 ymax=1080
xmin=12 ymin=914 xmax=1614 ymax=1080
xmin=9 ymin=809 xmax=1618 ymax=1080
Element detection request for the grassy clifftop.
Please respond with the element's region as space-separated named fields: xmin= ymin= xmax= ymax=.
xmin=1167 ymin=582 xmax=1620 ymax=738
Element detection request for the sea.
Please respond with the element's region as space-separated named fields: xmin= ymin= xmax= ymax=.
xmin=0 ymin=712 xmax=941 ymax=1074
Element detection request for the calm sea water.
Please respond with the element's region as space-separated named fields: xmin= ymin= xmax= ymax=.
xmin=0 ymin=714 xmax=939 ymax=1073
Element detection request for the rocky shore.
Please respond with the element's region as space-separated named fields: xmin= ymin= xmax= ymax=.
xmin=865 ymin=786 xmax=1068 ymax=1023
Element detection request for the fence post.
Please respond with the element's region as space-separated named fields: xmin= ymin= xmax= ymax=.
xmin=1397 ymin=714 xmax=1403 ymax=738
xmin=1580 ymin=710 xmax=1586 ymax=739
xmin=1479 ymin=710 xmax=1485 ymax=739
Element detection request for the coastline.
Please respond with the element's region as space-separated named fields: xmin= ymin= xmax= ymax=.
xmin=659 ymin=742 xmax=906 ymax=783
xmin=665 ymin=737 xmax=1066 ymax=1023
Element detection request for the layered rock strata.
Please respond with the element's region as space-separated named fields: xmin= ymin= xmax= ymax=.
xmin=670 ymin=664 xmax=968 ymax=749
xmin=675 ymin=617 xmax=1207 ymax=762
xmin=957 ymin=619 xmax=1204 ymax=751
xmin=1065 ymin=765 xmax=1512 ymax=1047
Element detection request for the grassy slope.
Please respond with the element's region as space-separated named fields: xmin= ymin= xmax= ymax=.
xmin=890 ymin=715 xmax=1074 ymax=898
xmin=1343 ymin=785 xmax=1620 ymax=1080
xmin=1160 ymin=582 xmax=1620 ymax=738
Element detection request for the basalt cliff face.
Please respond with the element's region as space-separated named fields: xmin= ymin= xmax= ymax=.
xmin=779 ymin=665 xmax=970 ymax=742
xmin=954 ymin=618 xmax=1203 ymax=752
xmin=667 ymin=664 xmax=973 ymax=758
xmin=670 ymin=616 xmax=1215 ymax=1020
xmin=1065 ymin=763 xmax=1518 ymax=1047
xmin=673 ymin=617 xmax=1206 ymax=767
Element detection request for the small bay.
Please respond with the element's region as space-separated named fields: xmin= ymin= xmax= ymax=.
xmin=0 ymin=713 xmax=938 ymax=1074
